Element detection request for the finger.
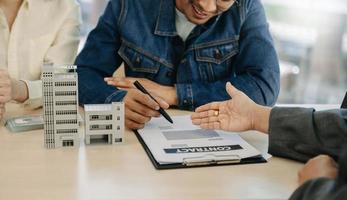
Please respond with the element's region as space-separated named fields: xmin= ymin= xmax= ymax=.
xmin=191 ymin=111 xmax=209 ymax=121
xmin=105 ymin=77 xmax=135 ymax=88
xmin=192 ymin=118 xmax=202 ymax=125
xmin=209 ymin=122 xmax=221 ymax=130
xmin=119 ymin=89 xmax=169 ymax=111
xmin=134 ymin=93 xmax=160 ymax=111
xmin=195 ymin=102 xmax=221 ymax=113
xmin=200 ymin=122 xmax=221 ymax=130
xmin=116 ymin=87 xmax=131 ymax=92
xmin=192 ymin=110 xmax=218 ymax=119
xmin=126 ymin=99 xmax=160 ymax=117
xmin=152 ymin=95 xmax=169 ymax=109
xmin=195 ymin=103 xmax=212 ymax=113
xmin=192 ymin=116 xmax=219 ymax=125
xmin=0 ymin=80 xmax=11 ymax=87
xmin=126 ymin=108 xmax=151 ymax=124
xmin=125 ymin=77 xmax=138 ymax=82
xmin=106 ymin=80 xmax=133 ymax=88
xmin=226 ymin=82 xmax=239 ymax=98
xmin=200 ymin=116 xmax=219 ymax=124
xmin=0 ymin=107 xmax=6 ymax=119
xmin=0 ymin=87 xmax=11 ymax=94
xmin=0 ymin=106 xmax=5 ymax=114
xmin=191 ymin=112 xmax=202 ymax=120
xmin=313 ymin=155 xmax=331 ymax=160
xmin=0 ymin=96 xmax=11 ymax=103
xmin=125 ymin=119 xmax=145 ymax=130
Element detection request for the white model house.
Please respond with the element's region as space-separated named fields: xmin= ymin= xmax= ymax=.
xmin=42 ymin=65 xmax=80 ymax=148
xmin=84 ymin=102 xmax=124 ymax=145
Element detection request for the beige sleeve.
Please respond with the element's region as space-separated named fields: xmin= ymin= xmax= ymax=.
xmin=23 ymin=1 xmax=82 ymax=109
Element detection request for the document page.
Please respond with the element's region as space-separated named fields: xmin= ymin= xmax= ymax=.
xmin=138 ymin=116 xmax=262 ymax=164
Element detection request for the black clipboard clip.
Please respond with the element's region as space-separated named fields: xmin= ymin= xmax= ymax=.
xmin=133 ymin=130 xmax=266 ymax=170
xmin=183 ymin=154 xmax=241 ymax=167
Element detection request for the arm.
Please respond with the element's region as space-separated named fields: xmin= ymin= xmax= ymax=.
xmin=177 ymin=0 xmax=280 ymax=110
xmin=192 ymin=83 xmax=347 ymax=162
xmin=23 ymin=1 xmax=82 ymax=109
xmin=0 ymin=70 xmax=27 ymax=120
xmin=269 ymin=108 xmax=347 ymax=162
xmin=76 ymin=1 xmax=168 ymax=130
xmin=75 ymin=0 xmax=127 ymax=105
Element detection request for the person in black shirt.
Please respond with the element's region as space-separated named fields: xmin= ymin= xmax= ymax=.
xmin=191 ymin=82 xmax=347 ymax=200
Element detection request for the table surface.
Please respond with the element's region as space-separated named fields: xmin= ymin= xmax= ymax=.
xmin=0 ymin=104 xmax=338 ymax=200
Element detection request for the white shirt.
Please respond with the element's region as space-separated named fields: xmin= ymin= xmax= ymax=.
xmin=175 ymin=8 xmax=196 ymax=41
xmin=0 ymin=0 xmax=81 ymax=109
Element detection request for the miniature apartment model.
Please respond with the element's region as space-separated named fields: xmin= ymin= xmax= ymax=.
xmin=42 ymin=65 xmax=80 ymax=148
xmin=84 ymin=103 xmax=124 ymax=145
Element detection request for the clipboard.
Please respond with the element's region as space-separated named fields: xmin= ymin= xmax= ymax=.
xmin=134 ymin=130 xmax=267 ymax=170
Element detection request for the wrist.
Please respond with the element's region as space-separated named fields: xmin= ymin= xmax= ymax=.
xmin=164 ymin=85 xmax=177 ymax=106
xmin=252 ymin=105 xmax=271 ymax=134
xmin=11 ymin=79 xmax=29 ymax=103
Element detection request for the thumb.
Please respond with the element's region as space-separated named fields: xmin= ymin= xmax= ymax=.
xmin=226 ymin=82 xmax=239 ymax=98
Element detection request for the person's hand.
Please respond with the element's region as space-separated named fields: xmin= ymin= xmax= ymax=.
xmin=0 ymin=103 xmax=6 ymax=120
xmin=298 ymin=155 xmax=338 ymax=185
xmin=122 ymin=88 xmax=169 ymax=129
xmin=104 ymin=77 xmax=177 ymax=106
xmin=191 ymin=82 xmax=271 ymax=133
xmin=0 ymin=69 xmax=29 ymax=120
xmin=0 ymin=69 xmax=13 ymax=104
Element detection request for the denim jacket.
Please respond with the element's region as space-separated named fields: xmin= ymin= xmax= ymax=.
xmin=75 ymin=0 xmax=280 ymax=110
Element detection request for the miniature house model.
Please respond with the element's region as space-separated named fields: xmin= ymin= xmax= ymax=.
xmin=84 ymin=102 xmax=124 ymax=145
xmin=42 ymin=65 xmax=80 ymax=148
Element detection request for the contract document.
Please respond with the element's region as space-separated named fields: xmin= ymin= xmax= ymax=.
xmin=137 ymin=115 xmax=264 ymax=167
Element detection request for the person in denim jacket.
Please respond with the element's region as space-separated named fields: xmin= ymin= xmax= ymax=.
xmin=76 ymin=0 xmax=280 ymax=129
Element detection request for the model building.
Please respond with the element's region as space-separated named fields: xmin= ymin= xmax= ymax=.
xmin=84 ymin=102 xmax=124 ymax=145
xmin=42 ymin=65 xmax=80 ymax=148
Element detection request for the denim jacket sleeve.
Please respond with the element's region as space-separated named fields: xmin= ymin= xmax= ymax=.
xmin=176 ymin=0 xmax=280 ymax=110
xmin=75 ymin=0 xmax=127 ymax=105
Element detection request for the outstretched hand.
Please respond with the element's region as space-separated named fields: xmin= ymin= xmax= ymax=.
xmin=191 ymin=82 xmax=271 ymax=133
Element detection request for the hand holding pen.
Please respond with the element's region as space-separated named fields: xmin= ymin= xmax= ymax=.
xmin=104 ymin=77 xmax=171 ymax=129
xmin=134 ymin=81 xmax=173 ymax=124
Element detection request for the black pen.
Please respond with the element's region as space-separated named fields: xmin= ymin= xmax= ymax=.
xmin=133 ymin=81 xmax=173 ymax=124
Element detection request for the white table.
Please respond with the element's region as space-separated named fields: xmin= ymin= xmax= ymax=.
xmin=2 ymin=104 xmax=337 ymax=200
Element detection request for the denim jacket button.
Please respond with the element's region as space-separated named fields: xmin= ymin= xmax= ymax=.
xmin=135 ymin=56 xmax=141 ymax=65
xmin=214 ymin=49 xmax=222 ymax=60
xmin=166 ymin=71 xmax=173 ymax=78
xmin=183 ymin=99 xmax=188 ymax=104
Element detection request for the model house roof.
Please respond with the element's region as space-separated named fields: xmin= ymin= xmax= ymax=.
xmin=84 ymin=104 xmax=113 ymax=112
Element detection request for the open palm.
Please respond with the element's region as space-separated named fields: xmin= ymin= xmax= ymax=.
xmin=191 ymin=82 xmax=257 ymax=132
